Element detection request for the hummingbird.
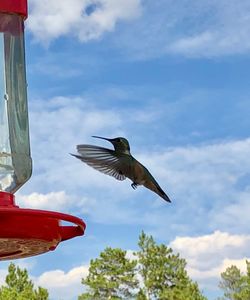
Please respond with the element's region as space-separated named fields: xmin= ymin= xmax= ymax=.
xmin=71 ymin=136 xmax=171 ymax=203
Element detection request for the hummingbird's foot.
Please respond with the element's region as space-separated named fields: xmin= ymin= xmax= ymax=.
xmin=131 ymin=183 xmax=138 ymax=190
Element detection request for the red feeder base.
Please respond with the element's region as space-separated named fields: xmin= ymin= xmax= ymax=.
xmin=0 ymin=192 xmax=86 ymax=260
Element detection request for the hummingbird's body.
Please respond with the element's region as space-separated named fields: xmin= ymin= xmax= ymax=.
xmin=71 ymin=136 xmax=171 ymax=203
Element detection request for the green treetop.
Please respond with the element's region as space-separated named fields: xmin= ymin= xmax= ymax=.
xmin=79 ymin=247 xmax=138 ymax=299
xmin=0 ymin=263 xmax=48 ymax=300
xmin=79 ymin=232 xmax=207 ymax=300
xmin=137 ymin=231 xmax=207 ymax=300
xmin=218 ymin=260 xmax=250 ymax=300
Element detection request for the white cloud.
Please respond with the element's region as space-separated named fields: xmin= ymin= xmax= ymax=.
xmin=18 ymin=95 xmax=143 ymax=223
xmin=0 ymin=263 xmax=88 ymax=300
xmin=212 ymin=191 xmax=250 ymax=232
xmin=27 ymin=96 xmax=124 ymax=192
xmin=169 ymin=31 xmax=214 ymax=56
xmin=0 ymin=269 xmax=8 ymax=286
xmin=113 ymin=0 xmax=250 ymax=59
xmin=219 ymin=258 xmax=248 ymax=275
xmin=17 ymin=191 xmax=84 ymax=212
xmin=138 ymin=138 xmax=250 ymax=203
xmin=22 ymin=93 xmax=250 ymax=230
xmin=16 ymin=92 xmax=250 ymax=235
xmin=187 ymin=258 xmax=248 ymax=282
xmin=27 ymin=0 xmax=142 ymax=45
xmin=126 ymin=249 xmax=137 ymax=261
xmin=26 ymin=1 xmax=250 ymax=57
xmin=172 ymin=231 xmax=238 ymax=253
xmin=18 ymin=191 xmax=67 ymax=210
xmin=167 ymin=0 xmax=250 ymax=57
xmin=170 ymin=231 xmax=250 ymax=288
xmin=35 ymin=265 xmax=88 ymax=300
xmin=128 ymin=137 xmax=250 ymax=240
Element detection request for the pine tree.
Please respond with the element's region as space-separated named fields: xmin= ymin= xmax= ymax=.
xmin=0 ymin=263 xmax=48 ymax=300
xmin=137 ymin=231 xmax=207 ymax=300
xmin=79 ymin=247 xmax=139 ymax=299
xmin=79 ymin=232 xmax=207 ymax=300
xmin=219 ymin=261 xmax=250 ymax=300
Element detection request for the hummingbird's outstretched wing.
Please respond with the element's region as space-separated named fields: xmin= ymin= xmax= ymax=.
xmin=71 ymin=145 xmax=127 ymax=181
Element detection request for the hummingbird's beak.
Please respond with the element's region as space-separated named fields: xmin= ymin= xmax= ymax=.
xmin=92 ymin=135 xmax=113 ymax=142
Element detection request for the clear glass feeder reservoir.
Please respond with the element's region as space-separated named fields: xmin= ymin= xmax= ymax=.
xmin=0 ymin=1 xmax=85 ymax=261
xmin=0 ymin=11 xmax=31 ymax=193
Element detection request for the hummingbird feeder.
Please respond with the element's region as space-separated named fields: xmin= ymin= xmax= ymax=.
xmin=0 ymin=0 xmax=86 ymax=260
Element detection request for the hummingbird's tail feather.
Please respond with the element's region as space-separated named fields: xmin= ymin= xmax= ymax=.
xmin=143 ymin=180 xmax=171 ymax=203
xmin=157 ymin=188 xmax=171 ymax=203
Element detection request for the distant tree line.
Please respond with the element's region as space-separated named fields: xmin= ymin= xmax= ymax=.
xmin=0 ymin=233 xmax=249 ymax=299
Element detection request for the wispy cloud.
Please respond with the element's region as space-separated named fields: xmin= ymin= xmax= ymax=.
xmin=27 ymin=0 xmax=142 ymax=45
xmin=114 ymin=0 xmax=250 ymax=59
xmin=19 ymin=92 xmax=250 ymax=233
xmin=133 ymin=138 xmax=250 ymax=240
xmin=26 ymin=1 xmax=250 ymax=58
xmin=212 ymin=190 xmax=250 ymax=232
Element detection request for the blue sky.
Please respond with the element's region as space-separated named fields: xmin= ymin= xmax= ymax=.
xmin=1 ymin=0 xmax=250 ymax=299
